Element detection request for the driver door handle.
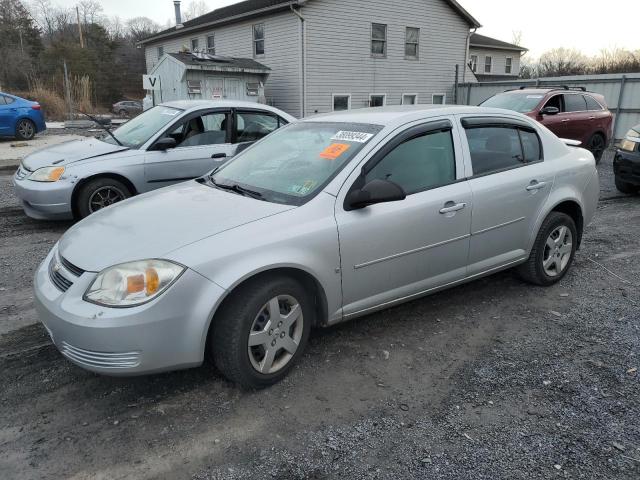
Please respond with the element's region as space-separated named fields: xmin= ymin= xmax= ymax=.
xmin=211 ymin=152 xmax=227 ymax=159
xmin=526 ymin=180 xmax=547 ymax=191
xmin=439 ymin=202 xmax=467 ymax=214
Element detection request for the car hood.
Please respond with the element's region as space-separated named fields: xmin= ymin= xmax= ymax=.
xmin=22 ymin=138 xmax=129 ymax=171
xmin=58 ymin=181 xmax=295 ymax=272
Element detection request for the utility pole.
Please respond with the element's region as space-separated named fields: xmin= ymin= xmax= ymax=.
xmin=76 ymin=6 xmax=85 ymax=48
xmin=63 ymin=60 xmax=73 ymax=121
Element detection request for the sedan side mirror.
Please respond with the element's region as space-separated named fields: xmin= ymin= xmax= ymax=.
xmin=540 ymin=106 xmax=560 ymax=116
xmin=152 ymin=137 xmax=177 ymax=151
xmin=346 ymin=178 xmax=406 ymax=210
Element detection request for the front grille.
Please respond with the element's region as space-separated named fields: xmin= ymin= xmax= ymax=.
xmin=60 ymin=256 xmax=85 ymax=277
xmin=60 ymin=341 xmax=141 ymax=369
xmin=49 ymin=257 xmax=73 ymax=292
xmin=15 ymin=165 xmax=31 ymax=180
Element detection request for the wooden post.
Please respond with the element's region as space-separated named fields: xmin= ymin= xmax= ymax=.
xmin=76 ymin=7 xmax=85 ymax=49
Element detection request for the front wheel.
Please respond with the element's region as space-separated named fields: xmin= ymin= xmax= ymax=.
xmin=75 ymin=177 xmax=132 ymax=218
xmin=211 ymin=275 xmax=312 ymax=389
xmin=517 ymin=212 xmax=578 ymax=286
xmin=615 ymin=177 xmax=637 ymax=194
xmin=586 ymin=133 xmax=606 ymax=164
xmin=15 ymin=119 xmax=36 ymax=140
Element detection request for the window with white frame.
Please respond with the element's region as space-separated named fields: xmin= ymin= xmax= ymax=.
xmin=371 ymin=23 xmax=387 ymax=57
xmin=469 ymin=54 xmax=478 ymax=72
xmin=207 ymin=35 xmax=215 ymax=54
xmin=369 ymin=94 xmax=386 ymax=107
xmin=405 ymin=27 xmax=419 ymax=59
xmin=191 ymin=38 xmax=199 ymax=51
xmin=505 ymin=57 xmax=513 ymax=74
xmin=432 ymin=94 xmax=446 ymax=105
xmin=333 ymin=94 xmax=351 ymax=111
xmin=253 ymin=23 xmax=265 ymax=56
xmin=402 ymin=94 xmax=418 ymax=105
xmin=484 ymin=56 xmax=492 ymax=73
xmin=157 ymin=45 xmax=164 ymax=58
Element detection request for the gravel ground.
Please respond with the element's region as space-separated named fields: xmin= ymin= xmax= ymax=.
xmin=0 ymin=150 xmax=638 ymax=479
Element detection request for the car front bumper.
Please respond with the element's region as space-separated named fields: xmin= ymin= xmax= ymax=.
xmin=12 ymin=166 xmax=75 ymax=220
xmin=613 ymin=149 xmax=640 ymax=186
xmin=34 ymin=248 xmax=226 ymax=375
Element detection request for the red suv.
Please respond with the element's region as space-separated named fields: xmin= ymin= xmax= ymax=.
xmin=480 ymin=86 xmax=613 ymax=163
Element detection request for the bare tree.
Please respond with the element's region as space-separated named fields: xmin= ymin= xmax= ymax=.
xmin=538 ymin=48 xmax=589 ymax=77
xmin=511 ymin=30 xmax=523 ymax=47
xmin=183 ymin=0 xmax=209 ymax=21
xmin=126 ymin=16 xmax=160 ymax=42
xmin=77 ymin=0 xmax=104 ymax=25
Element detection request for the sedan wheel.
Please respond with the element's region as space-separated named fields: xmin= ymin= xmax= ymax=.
xmin=211 ymin=276 xmax=312 ymax=389
xmin=16 ymin=119 xmax=36 ymax=140
xmin=88 ymin=186 xmax=127 ymax=213
xmin=542 ymin=226 xmax=573 ymax=277
xmin=76 ymin=177 xmax=133 ymax=219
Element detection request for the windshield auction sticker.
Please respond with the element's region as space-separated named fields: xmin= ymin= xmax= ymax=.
xmin=331 ymin=131 xmax=374 ymax=143
xmin=320 ymin=143 xmax=351 ymax=160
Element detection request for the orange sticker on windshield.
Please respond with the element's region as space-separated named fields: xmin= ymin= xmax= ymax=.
xmin=320 ymin=143 xmax=350 ymax=160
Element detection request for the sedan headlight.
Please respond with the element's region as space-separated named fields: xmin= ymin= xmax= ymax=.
xmin=29 ymin=166 xmax=65 ymax=182
xmin=84 ymin=259 xmax=185 ymax=307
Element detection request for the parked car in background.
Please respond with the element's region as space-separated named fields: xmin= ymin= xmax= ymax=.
xmin=480 ymin=86 xmax=613 ymax=163
xmin=13 ymin=100 xmax=295 ymax=220
xmin=112 ymin=100 xmax=143 ymax=117
xmin=0 ymin=92 xmax=46 ymax=140
xmin=614 ymin=124 xmax=640 ymax=194
xmin=33 ymin=105 xmax=599 ymax=388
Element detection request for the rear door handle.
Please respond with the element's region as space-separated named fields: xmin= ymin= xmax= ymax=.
xmin=211 ymin=152 xmax=227 ymax=159
xmin=561 ymin=119 xmax=571 ymax=123
xmin=439 ymin=202 xmax=467 ymax=214
xmin=588 ymin=116 xmax=596 ymax=120
xmin=526 ymin=181 xmax=548 ymax=191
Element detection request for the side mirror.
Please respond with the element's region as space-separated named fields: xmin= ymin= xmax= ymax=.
xmin=540 ymin=106 xmax=560 ymax=116
xmin=152 ymin=137 xmax=177 ymax=151
xmin=346 ymin=178 xmax=406 ymax=210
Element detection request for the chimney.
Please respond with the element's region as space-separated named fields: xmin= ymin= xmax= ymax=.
xmin=174 ymin=1 xmax=183 ymax=27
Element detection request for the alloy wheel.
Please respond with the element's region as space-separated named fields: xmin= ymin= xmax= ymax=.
xmin=588 ymin=135 xmax=605 ymax=161
xmin=88 ymin=186 xmax=126 ymax=213
xmin=18 ymin=120 xmax=34 ymax=139
xmin=542 ymin=225 xmax=573 ymax=277
xmin=247 ymin=295 xmax=304 ymax=374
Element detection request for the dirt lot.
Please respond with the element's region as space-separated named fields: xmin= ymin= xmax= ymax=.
xmin=0 ymin=151 xmax=638 ymax=480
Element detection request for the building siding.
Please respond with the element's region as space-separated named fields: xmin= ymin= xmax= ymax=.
xmin=469 ymin=47 xmax=522 ymax=79
xmin=144 ymin=11 xmax=302 ymax=117
xmin=302 ymin=0 xmax=471 ymax=115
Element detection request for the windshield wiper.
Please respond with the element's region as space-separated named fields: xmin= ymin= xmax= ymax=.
xmin=211 ymin=179 xmax=263 ymax=199
xmin=78 ymin=110 xmax=125 ymax=147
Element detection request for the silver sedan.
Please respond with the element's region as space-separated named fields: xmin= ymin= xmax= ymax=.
xmin=13 ymin=100 xmax=295 ymax=220
xmin=34 ymin=105 xmax=599 ymax=388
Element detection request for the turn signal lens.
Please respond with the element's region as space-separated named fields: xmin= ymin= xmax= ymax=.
xmin=29 ymin=166 xmax=65 ymax=182
xmin=84 ymin=260 xmax=185 ymax=307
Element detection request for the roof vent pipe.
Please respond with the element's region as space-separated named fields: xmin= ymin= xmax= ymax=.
xmin=174 ymin=1 xmax=183 ymax=28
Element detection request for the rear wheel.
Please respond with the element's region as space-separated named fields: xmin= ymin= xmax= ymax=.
xmin=75 ymin=177 xmax=132 ymax=218
xmin=615 ymin=176 xmax=637 ymax=194
xmin=210 ymin=275 xmax=312 ymax=389
xmin=118 ymin=109 xmax=128 ymax=118
xmin=517 ymin=212 xmax=577 ymax=286
xmin=15 ymin=119 xmax=36 ymax=140
xmin=586 ymin=133 xmax=606 ymax=164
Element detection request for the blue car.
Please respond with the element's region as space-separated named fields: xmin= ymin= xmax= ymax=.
xmin=0 ymin=92 xmax=46 ymax=140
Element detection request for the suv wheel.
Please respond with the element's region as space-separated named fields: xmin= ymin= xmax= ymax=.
xmin=211 ymin=275 xmax=312 ymax=389
xmin=586 ymin=133 xmax=606 ymax=164
xmin=76 ymin=177 xmax=132 ymax=218
xmin=517 ymin=212 xmax=578 ymax=286
xmin=615 ymin=177 xmax=637 ymax=194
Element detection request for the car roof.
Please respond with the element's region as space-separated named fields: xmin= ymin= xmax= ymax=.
xmin=302 ymin=105 xmax=526 ymax=126
xmin=159 ymin=100 xmax=293 ymax=118
xmin=501 ymin=88 xmax=594 ymax=95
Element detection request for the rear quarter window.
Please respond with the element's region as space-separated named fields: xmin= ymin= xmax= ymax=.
xmin=584 ymin=95 xmax=603 ymax=111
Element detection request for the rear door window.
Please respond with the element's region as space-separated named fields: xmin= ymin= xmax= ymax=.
xmin=235 ymin=112 xmax=279 ymax=143
xmin=584 ymin=95 xmax=603 ymax=111
xmin=563 ymin=94 xmax=587 ymax=112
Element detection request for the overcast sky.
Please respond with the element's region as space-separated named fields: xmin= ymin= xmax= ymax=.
xmin=57 ymin=0 xmax=638 ymax=58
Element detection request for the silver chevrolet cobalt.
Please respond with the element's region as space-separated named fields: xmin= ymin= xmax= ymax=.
xmin=34 ymin=106 xmax=599 ymax=388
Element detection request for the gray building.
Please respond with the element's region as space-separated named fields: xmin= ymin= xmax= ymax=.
xmin=468 ymin=33 xmax=527 ymax=82
xmin=139 ymin=0 xmax=481 ymax=118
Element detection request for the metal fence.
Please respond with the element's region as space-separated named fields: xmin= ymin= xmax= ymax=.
xmin=457 ymin=73 xmax=640 ymax=141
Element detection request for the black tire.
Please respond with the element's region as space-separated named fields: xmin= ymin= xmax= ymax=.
xmin=586 ymin=133 xmax=606 ymax=164
xmin=118 ymin=109 xmax=128 ymax=118
xmin=517 ymin=212 xmax=578 ymax=286
xmin=211 ymin=275 xmax=313 ymax=389
xmin=615 ymin=176 xmax=637 ymax=194
xmin=15 ymin=119 xmax=36 ymax=140
xmin=75 ymin=177 xmax=132 ymax=219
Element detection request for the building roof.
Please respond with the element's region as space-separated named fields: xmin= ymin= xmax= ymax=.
xmin=165 ymin=52 xmax=271 ymax=74
xmin=139 ymin=0 xmax=481 ymax=45
xmin=470 ymin=33 xmax=527 ymax=52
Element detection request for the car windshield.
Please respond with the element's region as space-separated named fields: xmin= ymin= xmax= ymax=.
xmin=101 ymin=106 xmax=183 ymax=148
xmin=480 ymin=92 xmax=545 ymax=113
xmin=211 ymin=122 xmax=383 ymax=205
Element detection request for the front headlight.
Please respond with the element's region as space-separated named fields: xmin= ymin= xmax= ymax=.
xmin=29 ymin=166 xmax=65 ymax=182
xmin=84 ymin=259 xmax=185 ymax=307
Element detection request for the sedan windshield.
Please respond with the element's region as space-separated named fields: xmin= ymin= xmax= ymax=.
xmin=480 ymin=92 xmax=544 ymax=113
xmin=212 ymin=122 xmax=383 ymax=205
xmin=102 ymin=106 xmax=183 ymax=148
